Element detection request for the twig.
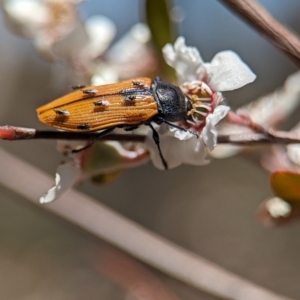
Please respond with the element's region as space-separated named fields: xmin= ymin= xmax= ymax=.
xmin=218 ymin=0 xmax=300 ymax=67
xmin=1 ymin=126 xmax=300 ymax=145
xmin=0 ymin=148 xmax=293 ymax=300
xmin=0 ymin=126 xmax=146 ymax=143
xmin=217 ymin=131 xmax=300 ymax=145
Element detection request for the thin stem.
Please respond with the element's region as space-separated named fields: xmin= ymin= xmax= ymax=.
xmin=0 ymin=126 xmax=146 ymax=143
xmin=219 ymin=0 xmax=300 ymax=67
xmin=35 ymin=131 xmax=146 ymax=143
xmin=217 ymin=131 xmax=300 ymax=145
xmin=1 ymin=126 xmax=300 ymax=145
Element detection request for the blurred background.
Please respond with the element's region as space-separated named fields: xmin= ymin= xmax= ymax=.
xmin=0 ymin=0 xmax=300 ymax=299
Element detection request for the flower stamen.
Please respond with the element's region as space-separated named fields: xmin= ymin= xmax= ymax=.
xmin=182 ymin=81 xmax=221 ymax=128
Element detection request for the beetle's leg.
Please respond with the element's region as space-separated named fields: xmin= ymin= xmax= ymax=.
xmin=123 ymin=125 xmax=139 ymax=131
xmin=72 ymin=140 xmax=94 ymax=153
xmin=72 ymin=127 xmax=115 ymax=153
xmin=148 ymin=123 xmax=168 ymax=170
xmin=155 ymin=117 xmax=199 ymax=138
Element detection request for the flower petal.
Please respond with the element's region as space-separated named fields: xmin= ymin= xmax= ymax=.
xmin=242 ymin=71 xmax=300 ymax=127
xmin=202 ymin=105 xmax=230 ymax=151
xmin=4 ymin=0 xmax=50 ymax=37
xmin=169 ymin=126 xmax=195 ymax=140
xmin=39 ymin=160 xmax=81 ymax=203
xmin=265 ymin=197 xmax=292 ymax=218
xmin=204 ymin=51 xmax=256 ymax=91
xmin=146 ymin=124 xmax=209 ymax=170
xmin=257 ymin=197 xmax=294 ymax=227
xmin=84 ymin=15 xmax=116 ymax=58
xmin=163 ymin=37 xmax=205 ymax=83
xmin=105 ymin=23 xmax=157 ymax=79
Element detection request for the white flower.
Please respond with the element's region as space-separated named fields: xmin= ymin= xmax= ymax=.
xmin=82 ymin=15 xmax=116 ymax=59
xmin=257 ymin=197 xmax=293 ymax=226
xmin=4 ymin=0 xmax=84 ymax=59
xmin=265 ymin=197 xmax=292 ymax=219
xmin=146 ymin=37 xmax=255 ymax=169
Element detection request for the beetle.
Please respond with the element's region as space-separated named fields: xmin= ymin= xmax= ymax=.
xmin=36 ymin=77 xmax=196 ymax=169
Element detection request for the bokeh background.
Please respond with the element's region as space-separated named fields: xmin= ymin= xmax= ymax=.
xmin=1 ymin=0 xmax=300 ymax=299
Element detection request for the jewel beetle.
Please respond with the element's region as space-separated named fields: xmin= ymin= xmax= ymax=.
xmin=36 ymin=77 xmax=196 ymax=169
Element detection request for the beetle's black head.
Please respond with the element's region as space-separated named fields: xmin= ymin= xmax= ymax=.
xmin=153 ymin=77 xmax=191 ymax=122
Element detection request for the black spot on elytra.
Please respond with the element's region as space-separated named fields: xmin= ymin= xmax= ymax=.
xmin=77 ymin=123 xmax=90 ymax=130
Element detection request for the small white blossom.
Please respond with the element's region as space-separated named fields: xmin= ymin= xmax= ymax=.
xmin=265 ymin=197 xmax=292 ymax=219
xmin=257 ymin=197 xmax=294 ymax=226
xmin=83 ymin=15 xmax=116 ymax=59
xmin=102 ymin=23 xmax=157 ymax=80
xmin=147 ymin=37 xmax=255 ymax=169
xmin=4 ymin=0 xmax=84 ymax=59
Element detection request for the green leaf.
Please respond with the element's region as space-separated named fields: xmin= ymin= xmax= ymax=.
xmin=146 ymin=0 xmax=174 ymax=51
xmin=145 ymin=0 xmax=176 ymax=79
xmin=270 ymin=170 xmax=300 ymax=204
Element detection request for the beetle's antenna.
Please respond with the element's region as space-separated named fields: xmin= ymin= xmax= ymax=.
xmin=148 ymin=123 xmax=168 ymax=170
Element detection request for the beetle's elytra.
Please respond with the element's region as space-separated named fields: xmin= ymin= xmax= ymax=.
xmin=36 ymin=77 xmax=195 ymax=169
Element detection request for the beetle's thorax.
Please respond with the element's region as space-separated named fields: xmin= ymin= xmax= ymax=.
xmin=152 ymin=77 xmax=189 ymax=122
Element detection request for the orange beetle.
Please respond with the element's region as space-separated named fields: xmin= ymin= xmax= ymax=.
xmin=37 ymin=77 xmax=194 ymax=169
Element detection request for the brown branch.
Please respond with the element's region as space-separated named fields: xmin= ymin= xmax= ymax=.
xmin=217 ymin=131 xmax=300 ymax=145
xmin=1 ymin=125 xmax=300 ymax=145
xmin=219 ymin=0 xmax=300 ymax=67
xmin=0 ymin=126 xmax=146 ymax=143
